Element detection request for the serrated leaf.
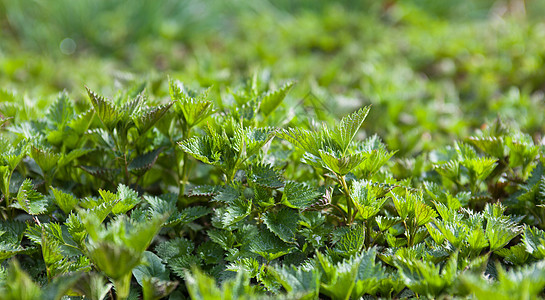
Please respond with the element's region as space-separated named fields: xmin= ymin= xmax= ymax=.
xmin=155 ymin=237 xmax=194 ymax=261
xmin=111 ymin=184 xmax=140 ymax=214
xmin=414 ymin=201 xmax=437 ymax=227
xmin=13 ymin=179 xmax=47 ymax=215
xmin=46 ymin=92 xmax=75 ymax=127
xmin=281 ymin=181 xmax=320 ymax=209
xmin=220 ymin=198 xmax=252 ymax=227
xmin=318 ymin=149 xmax=366 ymax=175
xmin=263 ymin=208 xmax=299 ymax=243
xmin=332 ymin=106 xmax=370 ymax=154
xmin=166 ymin=206 xmax=211 ymax=227
xmin=395 ymin=252 xmax=458 ymax=298
xmin=486 ymin=218 xmax=521 ymax=252
xmin=247 ymin=163 xmax=284 ymax=189
xmin=196 ymin=241 xmax=224 ymax=265
xmin=68 ymin=109 xmax=95 ymax=136
xmin=523 ymin=226 xmax=545 ymax=259
xmin=208 ymin=229 xmax=236 ymax=252
xmin=134 ymin=103 xmax=173 ymax=135
xmin=279 ymin=127 xmax=323 ymax=157
xmin=226 ymin=258 xmax=260 ymax=278
xmin=249 ymin=228 xmax=295 ymax=261
xmin=270 ymin=265 xmax=320 ymax=300
xmin=30 ymin=146 xmax=60 ymax=174
xmin=258 ymin=81 xmax=294 ymax=118
xmin=350 ymin=180 xmax=388 ymax=220
xmin=170 ymin=79 xmax=215 ymax=128
xmin=79 ymin=165 xmax=120 ymax=183
xmin=71 ymin=272 xmax=112 ymax=300
xmin=128 ymin=148 xmax=162 ymax=176
xmin=468 ymin=136 xmax=505 ymax=158
xmin=178 ymin=136 xmax=218 ymax=166
xmin=86 ymin=87 xmax=121 ymax=131
xmin=50 ymin=187 xmax=78 ymax=214
xmin=133 ymin=251 xmax=170 ymax=286
xmin=0 ymin=260 xmax=42 ymax=299
xmin=462 ymin=157 xmax=497 ymax=181
xmin=333 ymin=225 xmax=365 ymax=257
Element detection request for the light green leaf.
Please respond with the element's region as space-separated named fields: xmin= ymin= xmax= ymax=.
xmin=331 ymin=106 xmax=370 ymax=154
xmin=258 ymin=81 xmax=294 ymax=118
xmin=50 ymin=187 xmax=78 ymax=214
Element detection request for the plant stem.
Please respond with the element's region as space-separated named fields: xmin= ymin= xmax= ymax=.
xmin=365 ymin=219 xmax=372 ymax=248
xmin=113 ymin=273 xmax=132 ymax=300
xmin=179 ymin=124 xmax=191 ymax=198
xmin=338 ymin=175 xmax=354 ymax=225
xmin=123 ymin=152 xmax=130 ymax=186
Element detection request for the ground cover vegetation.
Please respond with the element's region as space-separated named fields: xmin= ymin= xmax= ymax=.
xmin=1 ymin=0 xmax=545 ymax=299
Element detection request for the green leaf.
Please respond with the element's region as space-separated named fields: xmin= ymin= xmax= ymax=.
xmin=350 ymin=180 xmax=387 ymax=220
xmin=79 ymin=165 xmax=120 ymax=183
xmin=111 ymin=184 xmax=140 ymax=214
xmin=249 ymin=227 xmax=295 ymax=261
xmin=331 ymin=106 xmax=370 ymax=154
xmin=208 ymin=229 xmax=235 ymax=251
xmin=279 ymin=127 xmax=323 ymax=157
xmin=71 ymin=272 xmax=113 ymax=300
xmin=141 ymin=277 xmax=178 ymax=300
xmin=0 ymin=243 xmax=26 ymax=262
xmin=86 ymin=87 xmax=121 ymax=131
xmin=166 ymin=206 xmax=211 ymax=227
xmin=258 ymin=81 xmax=294 ymax=118
xmin=333 ymin=225 xmax=366 ymax=257
xmin=247 ymin=163 xmax=284 ymax=189
xmin=196 ymin=241 xmax=224 ymax=265
xmin=128 ymin=148 xmax=162 ymax=176
xmin=155 ymin=237 xmax=194 ymax=261
xmin=414 ymin=201 xmax=437 ymax=227
xmin=318 ymin=149 xmax=366 ymax=176
xmin=58 ymin=148 xmax=92 ymax=168
xmin=395 ymin=252 xmax=458 ymax=298
xmin=226 ymin=258 xmax=260 ymax=278
xmin=170 ymin=79 xmax=215 ymax=128
xmin=522 ymin=226 xmax=545 ymax=259
xmin=486 ymin=217 xmax=521 ymax=252
xmin=219 ymin=198 xmax=252 ymax=227
xmin=263 ymin=208 xmax=299 ymax=243
xmin=281 ymin=181 xmax=320 ymax=209
xmin=13 ymin=179 xmax=47 ymax=215
xmin=317 ymin=249 xmax=386 ymax=300
xmin=68 ymin=109 xmax=95 ymax=136
xmin=134 ymin=103 xmax=173 ymax=135
xmin=376 ymin=215 xmax=401 ymax=231
xmin=0 ymin=260 xmax=42 ymax=300
xmin=461 ymin=260 xmax=545 ymax=299
xmin=87 ymin=242 xmax=142 ymax=280
xmin=270 ymin=265 xmax=320 ymax=300
xmin=46 ymin=92 xmax=75 ymax=127
xmin=468 ymin=136 xmax=505 ymax=158
xmin=133 ymin=251 xmax=170 ymax=286
xmin=462 ymin=157 xmax=497 ymax=181
xmin=50 ymin=187 xmax=78 ymax=214
xmin=30 ymin=146 xmax=60 ymax=174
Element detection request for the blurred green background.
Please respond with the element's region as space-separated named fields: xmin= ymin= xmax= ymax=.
xmin=1 ymin=0 xmax=545 ymax=156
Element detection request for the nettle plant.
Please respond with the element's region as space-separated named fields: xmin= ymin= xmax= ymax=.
xmin=1 ymin=77 xmax=545 ymax=299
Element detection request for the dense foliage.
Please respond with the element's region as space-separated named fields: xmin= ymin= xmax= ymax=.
xmin=2 ymin=1 xmax=545 ymax=299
